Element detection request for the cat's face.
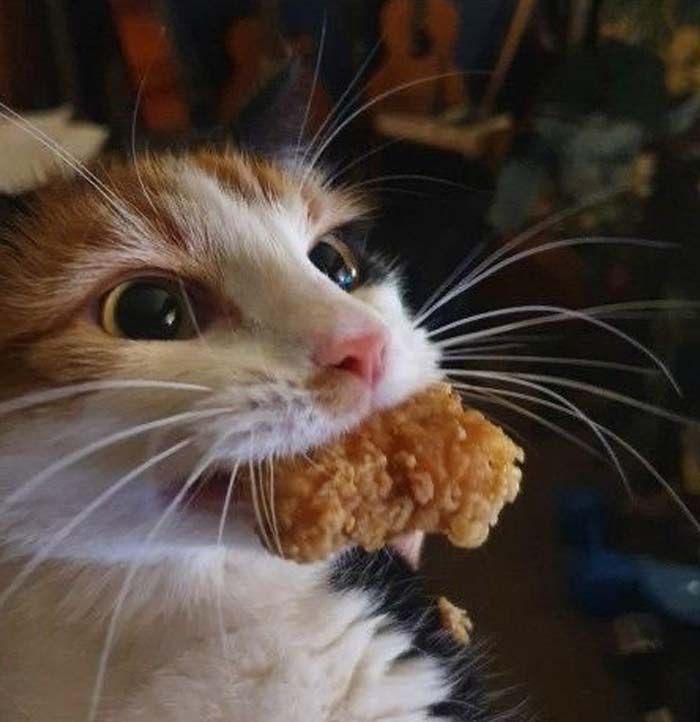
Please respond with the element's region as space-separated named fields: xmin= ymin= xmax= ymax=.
xmin=0 ymin=150 xmax=439 ymax=562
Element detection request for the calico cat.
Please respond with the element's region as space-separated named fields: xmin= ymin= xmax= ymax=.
xmin=0 ymin=111 xmax=499 ymax=720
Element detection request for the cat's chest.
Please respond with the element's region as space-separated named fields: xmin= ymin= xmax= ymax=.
xmin=0 ymin=551 xmax=469 ymax=722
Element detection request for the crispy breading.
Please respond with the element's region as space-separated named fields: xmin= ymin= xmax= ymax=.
xmin=261 ymin=384 xmax=524 ymax=562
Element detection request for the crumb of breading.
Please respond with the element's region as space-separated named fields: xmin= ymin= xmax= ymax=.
xmin=438 ymin=596 xmax=473 ymax=645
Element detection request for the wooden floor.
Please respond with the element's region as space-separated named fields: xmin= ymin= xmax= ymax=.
xmin=423 ymin=430 xmax=637 ymax=722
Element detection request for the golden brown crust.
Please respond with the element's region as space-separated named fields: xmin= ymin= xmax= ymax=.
xmin=261 ymin=383 xmax=524 ymax=561
xmin=437 ymin=596 xmax=473 ymax=645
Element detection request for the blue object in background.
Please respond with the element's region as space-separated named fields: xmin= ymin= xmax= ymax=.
xmin=557 ymin=488 xmax=700 ymax=626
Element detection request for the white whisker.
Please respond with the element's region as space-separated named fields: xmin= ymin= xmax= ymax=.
xmin=130 ymin=60 xmax=162 ymax=221
xmin=446 ymin=367 xmax=695 ymax=425
xmin=344 ymin=174 xmax=484 ymax=194
xmin=88 ymin=438 xmax=227 ymax=722
xmin=444 ymin=187 xmax=631 ymax=300
xmin=267 ymin=456 xmax=282 ymax=557
xmin=303 ymin=70 xmax=488 ymax=182
xmin=257 ymin=459 xmax=275 ymax=549
xmin=300 ymin=38 xmax=382 ymax=176
xmin=442 ymin=354 xmax=656 ymax=376
xmin=433 ymin=304 xmax=679 ymax=393
xmin=1 ymin=407 xmax=234 ymax=511
xmin=325 ymin=139 xmax=400 ymax=187
xmin=415 ymin=242 xmax=486 ymax=320
xmin=0 ymin=437 xmax=195 ymax=610
xmin=0 ymin=379 xmax=210 ymax=418
xmin=458 ymin=384 xmax=700 ymax=534
xmin=296 ymin=14 xmax=327 ymax=152
xmin=440 ymin=342 xmax=528 ymax=354
xmin=416 ymin=237 xmax=670 ymax=326
xmin=216 ymin=461 xmax=240 ymax=545
xmin=445 ymin=369 xmax=631 ymax=493
xmin=249 ymin=454 xmax=271 ymax=553
xmin=494 ymin=370 xmax=696 ymax=426
xmin=453 ymin=383 xmax=607 ymax=462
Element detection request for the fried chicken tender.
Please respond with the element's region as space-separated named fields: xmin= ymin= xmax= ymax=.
xmin=263 ymin=383 xmax=524 ymax=562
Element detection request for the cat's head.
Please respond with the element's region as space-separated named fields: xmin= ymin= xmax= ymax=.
xmin=0 ymin=148 xmax=439 ymax=563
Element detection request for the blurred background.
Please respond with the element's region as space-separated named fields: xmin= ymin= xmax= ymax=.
xmin=1 ymin=1 xmax=700 ymax=720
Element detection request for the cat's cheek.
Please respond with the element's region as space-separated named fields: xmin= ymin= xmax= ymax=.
xmin=22 ymin=324 xmax=124 ymax=384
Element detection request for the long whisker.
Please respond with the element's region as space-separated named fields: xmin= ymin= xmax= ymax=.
xmin=267 ymin=456 xmax=282 ymax=557
xmin=130 ymin=70 xmax=161 ymax=220
xmin=325 ymin=139 xmax=401 ymax=186
xmin=441 ymin=186 xmax=630 ymax=304
xmin=445 ymin=369 xmax=631 ymax=493
xmin=0 ymin=379 xmax=210 ymax=418
xmin=257 ymin=459 xmax=275 ymax=548
xmin=453 ymin=383 xmax=609 ymax=463
xmin=487 ymin=370 xmax=697 ymax=426
xmin=442 ymin=354 xmax=657 ymax=376
xmin=433 ymin=304 xmax=679 ymax=393
xmin=446 ymin=368 xmax=695 ymax=426
xmin=300 ymin=38 xmax=382 ymax=173
xmin=358 ymin=186 xmax=432 ymax=198
xmin=454 ymin=238 xmax=672 ymax=305
xmin=88 ymin=438 xmax=226 ymax=722
xmin=416 ymin=237 xmax=671 ymax=326
xmin=451 ymin=383 xmax=606 ymax=462
xmin=440 ymin=342 xmax=529 ymax=354
xmin=1 ymin=407 xmax=235 ymax=511
xmin=249 ymin=455 xmax=271 ymax=553
xmin=343 ymin=174 xmax=485 ymax=195
xmin=303 ymin=70 xmax=489 ymax=182
xmin=431 ymin=299 xmax=699 ymax=342
xmin=415 ymin=242 xmax=486 ymax=320
xmin=0 ymin=437 xmax=195 ymax=610
xmin=215 ymin=456 xmax=240 ymax=662
xmin=216 ymin=461 xmax=241 ymax=545
xmin=459 ymin=384 xmax=700 ymax=534
xmin=297 ymin=14 xmax=327 ymax=151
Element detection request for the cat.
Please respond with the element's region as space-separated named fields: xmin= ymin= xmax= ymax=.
xmin=0 ymin=106 xmax=500 ymax=720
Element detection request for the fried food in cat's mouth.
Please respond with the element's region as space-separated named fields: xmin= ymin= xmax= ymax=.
xmin=247 ymin=383 xmax=524 ymax=562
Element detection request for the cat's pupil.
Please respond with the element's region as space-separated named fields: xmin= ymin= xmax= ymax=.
xmin=309 ymin=240 xmax=358 ymax=292
xmin=115 ymin=283 xmax=183 ymax=340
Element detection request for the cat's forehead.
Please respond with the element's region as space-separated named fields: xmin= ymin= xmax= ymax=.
xmin=22 ymin=148 xmax=366 ymax=260
xmin=106 ymin=149 xmax=366 ymax=251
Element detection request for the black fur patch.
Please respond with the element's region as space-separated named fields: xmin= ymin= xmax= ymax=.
xmin=357 ymin=249 xmax=396 ymax=287
xmin=330 ymin=548 xmax=513 ymax=721
xmin=233 ymin=59 xmax=312 ymax=159
xmin=333 ymin=220 xmax=398 ymax=288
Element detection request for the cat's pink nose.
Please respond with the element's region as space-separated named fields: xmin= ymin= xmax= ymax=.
xmin=314 ymin=331 xmax=388 ymax=386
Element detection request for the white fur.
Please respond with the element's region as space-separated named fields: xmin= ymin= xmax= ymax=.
xmin=0 ymin=158 xmax=447 ymax=721
xmin=0 ymin=551 xmax=450 ymax=721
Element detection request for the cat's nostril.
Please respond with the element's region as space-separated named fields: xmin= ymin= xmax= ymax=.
xmin=314 ymin=331 xmax=388 ymax=387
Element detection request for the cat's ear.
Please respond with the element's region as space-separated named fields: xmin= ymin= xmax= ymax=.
xmin=232 ymin=59 xmax=315 ymax=161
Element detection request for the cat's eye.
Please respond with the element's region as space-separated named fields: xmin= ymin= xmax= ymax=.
xmin=309 ymin=236 xmax=359 ymax=292
xmin=101 ymin=279 xmax=196 ymax=341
